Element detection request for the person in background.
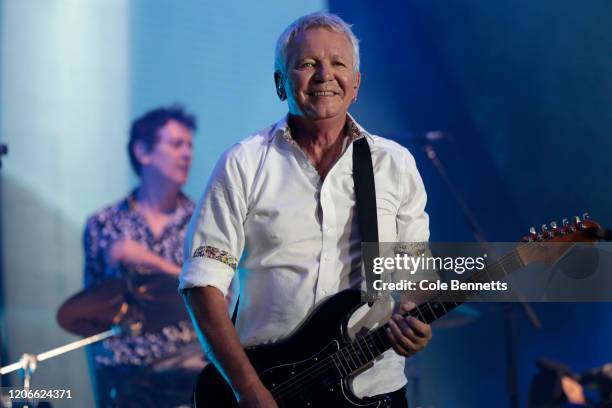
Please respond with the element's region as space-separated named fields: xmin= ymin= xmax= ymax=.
xmin=83 ymin=104 xmax=201 ymax=407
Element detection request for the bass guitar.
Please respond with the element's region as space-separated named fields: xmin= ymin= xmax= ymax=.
xmin=194 ymin=216 xmax=603 ymax=407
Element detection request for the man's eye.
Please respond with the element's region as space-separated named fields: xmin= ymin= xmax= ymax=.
xmin=333 ymin=61 xmax=346 ymax=67
xmin=300 ymin=62 xmax=314 ymax=68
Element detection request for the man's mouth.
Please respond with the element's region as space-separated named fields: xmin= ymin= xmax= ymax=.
xmin=308 ymin=91 xmax=338 ymax=96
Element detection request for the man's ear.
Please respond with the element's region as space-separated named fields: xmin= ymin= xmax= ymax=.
xmin=133 ymin=140 xmax=150 ymax=167
xmin=353 ymin=71 xmax=361 ymax=102
xmin=274 ymin=71 xmax=287 ymax=101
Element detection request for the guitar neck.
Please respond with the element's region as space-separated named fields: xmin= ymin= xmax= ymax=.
xmin=334 ymin=249 xmax=526 ymax=375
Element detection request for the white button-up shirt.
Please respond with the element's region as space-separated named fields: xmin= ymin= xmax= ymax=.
xmin=180 ymin=115 xmax=429 ymax=397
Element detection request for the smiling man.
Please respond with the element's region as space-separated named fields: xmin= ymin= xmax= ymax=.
xmin=181 ymin=12 xmax=431 ymax=408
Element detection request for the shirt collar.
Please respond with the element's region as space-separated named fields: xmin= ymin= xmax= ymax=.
xmin=126 ymin=189 xmax=193 ymax=224
xmin=271 ymin=113 xmax=375 ymax=144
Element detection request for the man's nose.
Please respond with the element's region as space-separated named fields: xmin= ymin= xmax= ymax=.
xmin=314 ymin=62 xmax=333 ymax=82
xmin=182 ymin=144 xmax=193 ymax=159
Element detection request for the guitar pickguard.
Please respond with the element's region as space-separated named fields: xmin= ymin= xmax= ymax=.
xmin=258 ymin=341 xmax=388 ymax=408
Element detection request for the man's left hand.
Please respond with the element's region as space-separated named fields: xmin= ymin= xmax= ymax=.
xmin=386 ymin=302 xmax=432 ymax=357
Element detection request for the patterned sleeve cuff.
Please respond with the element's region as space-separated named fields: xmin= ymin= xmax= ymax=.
xmin=192 ymin=245 xmax=238 ymax=270
xmin=178 ymin=255 xmax=236 ymax=296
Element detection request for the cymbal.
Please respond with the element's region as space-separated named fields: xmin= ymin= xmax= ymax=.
xmin=57 ymin=274 xmax=189 ymax=337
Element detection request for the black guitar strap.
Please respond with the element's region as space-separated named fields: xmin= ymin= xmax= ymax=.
xmin=352 ymin=137 xmax=379 ymax=305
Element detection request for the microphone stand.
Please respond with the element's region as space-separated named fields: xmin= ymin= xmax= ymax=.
xmin=394 ymin=131 xmax=542 ymax=408
xmin=423 ymin=134 xmax=542 ymax=408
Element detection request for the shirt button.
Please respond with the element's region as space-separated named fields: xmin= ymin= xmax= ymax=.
xmin=302 ymin=163 xmax=308 ymax=169
xmin=323 ymin=255 xmax=330 ymax=261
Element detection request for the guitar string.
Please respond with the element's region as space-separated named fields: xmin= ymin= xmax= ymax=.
xmin=269 ymin=251 xmax=523 ymax=401
xmin=268 ymin=304 xmax=403 ymax=400
xmin=271 ymin=313 xmax=415 ymax=401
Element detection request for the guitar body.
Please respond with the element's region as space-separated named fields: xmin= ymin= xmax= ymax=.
xmin=194 ymin=290 xmax=391 ymax=407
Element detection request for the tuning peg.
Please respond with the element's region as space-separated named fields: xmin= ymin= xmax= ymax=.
xmin=574 ymin=215 xmax=581 ymax=224
xmin=540 ymin=224 xmax=550 ymax=239
xmin=552 ymin=220 xmax=566 ymax=235
xmin=522 ymin=226 xmax=538 ymax=242
xmin=582 ymin=212 xmax=590 ymax=220
xmin=548 ymin=221 xmax=558 ymax=235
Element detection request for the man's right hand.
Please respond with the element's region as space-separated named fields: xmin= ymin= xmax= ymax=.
xmin=238 ymin=383 xmax=278 ymax=408
xmin=106 ymin=238 xmax=181 ymax=276
xmin=107 ymin=238 xmax=151 ymax=267
xmin=184 ymin=286 xmax=277 ymax=408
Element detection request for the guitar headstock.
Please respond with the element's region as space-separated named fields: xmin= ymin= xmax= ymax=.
xmin=517 ymin=213 xmax=601 ymax=266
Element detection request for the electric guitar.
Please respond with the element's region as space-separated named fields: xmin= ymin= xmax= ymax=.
xmin=194 ymin=216 xmax=603 ymax=407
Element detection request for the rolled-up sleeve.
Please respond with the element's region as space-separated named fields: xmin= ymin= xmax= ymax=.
xmin=179 ymin=146 xmax=248 ymax=296
xmin=396 ymin=149 xmax=429 ymax=243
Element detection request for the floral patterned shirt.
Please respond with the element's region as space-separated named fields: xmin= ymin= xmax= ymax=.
xmin=83 ymin=191 xmax=199 ymax=367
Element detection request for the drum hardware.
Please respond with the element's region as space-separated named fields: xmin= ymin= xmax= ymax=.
xmin=0 ymin=273 xmax=189 ymax=407
xmin=0 ymin=327 xmax=121 ymax=408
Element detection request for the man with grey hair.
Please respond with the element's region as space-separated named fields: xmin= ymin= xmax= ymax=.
xmin=181 ymin=11 xmax=431 ymax=407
